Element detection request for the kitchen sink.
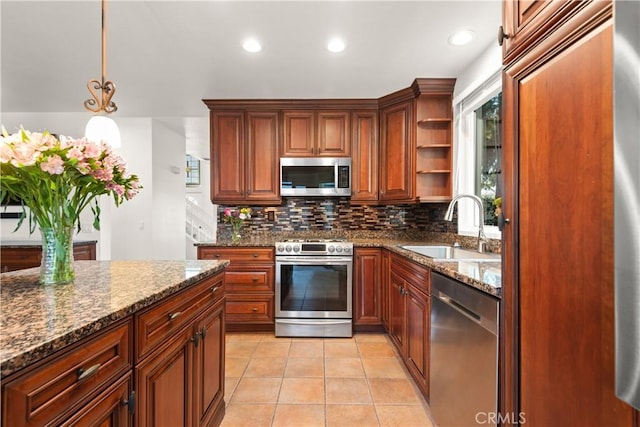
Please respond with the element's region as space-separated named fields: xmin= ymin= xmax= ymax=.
xmin=400 ymin=245 xmax=501 ymax=262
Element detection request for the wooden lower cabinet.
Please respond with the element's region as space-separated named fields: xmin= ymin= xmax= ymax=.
xmin=2 ymin=319 xmax=133 ymax=427
xmin=135 ymin=273 xmax=226 ymax=427
xmin=0 ymin=241 xmax=97 ymax=272
xmin=387 ymin=254 xmax=430 ymax=399
xmin=2 ymin=272 xmax=226 ymax=427
xmin=62 ymin=373 xmax=133 ymax=427
xmin=197 ymin=246 xmax=275 ymax=332
xmin=353 ymin=248 xmax=383 ymax=331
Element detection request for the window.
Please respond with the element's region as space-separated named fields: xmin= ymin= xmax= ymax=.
xmin=185 ymin=154 xmax=200 ymax=186
xmin=454 ymin=70 xmax=502 ymax=239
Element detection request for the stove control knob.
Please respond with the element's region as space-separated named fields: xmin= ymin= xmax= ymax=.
xmin=285 ymin=245 xmax=292 ymax=253
xmin=277 ymin=245 xmax=284 ymax=253
xmin=293 ymin=245 xmax=300 ymax=253
xmin=336 ymin=246 xmax=343 ymax=253
xmin=327 ymin=245 xmax=335 ymax=253
xmin=344 ymin=246 xmax=351 ymax=254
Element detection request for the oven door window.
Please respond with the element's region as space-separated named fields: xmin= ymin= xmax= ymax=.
xmin=279 ymin=264 xmax=348 ymax=312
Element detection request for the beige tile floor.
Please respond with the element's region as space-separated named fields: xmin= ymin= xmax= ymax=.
xmin=222 ymin=333 xmax=435 ymax=427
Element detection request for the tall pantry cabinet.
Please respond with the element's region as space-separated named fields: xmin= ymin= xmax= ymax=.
xmin=501 ymin=0 xmax=638 ymax=425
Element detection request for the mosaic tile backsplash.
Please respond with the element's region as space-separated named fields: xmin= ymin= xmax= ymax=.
xmin=217 ymin=198 xmax=456 ymax=238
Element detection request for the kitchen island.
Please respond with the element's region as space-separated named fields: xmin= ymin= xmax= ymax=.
xmin=1 ymin=259 xmax=229 ymax=426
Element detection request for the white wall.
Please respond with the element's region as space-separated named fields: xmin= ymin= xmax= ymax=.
xmin=150 ymin=119 xmax=186 ymax=260
xmin=1 ymin=113 xmax=189 ymax=260
xmin=453 ymin=41 xmax=502 ymax=102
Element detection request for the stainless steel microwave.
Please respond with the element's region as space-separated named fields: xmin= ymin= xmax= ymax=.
xmin=280 ymin=157 xmax=351 ymax=197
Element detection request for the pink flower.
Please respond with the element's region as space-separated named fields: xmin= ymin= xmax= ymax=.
xmin=223 ymin=208 xmax=232 ymax=217
xmin=40 ymin=154 xmax=65 ymax=175
xmin=92 ymin=168 xmax=114 ymax=181
xmin=0 ymin=142 xmax=13 ymax=163
xmin=67 ymin=147 xmax=84 ymax=161
xmin=10 ymin=143 xmax=39 ymax=166
xmin=83 ymin=142 xmax=102 ymax=159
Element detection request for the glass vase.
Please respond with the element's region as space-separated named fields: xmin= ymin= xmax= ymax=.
xmin=231 ymin=222 xmax=242 ymax=243
xmin=40 ymin=226 xmax=75 ymax=285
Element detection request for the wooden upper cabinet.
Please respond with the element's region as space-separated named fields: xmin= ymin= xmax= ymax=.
xmin=351 ymin=110 xmax=379 ymax=202
xmin=282 ymin=110 xmax=350 ymax=157
xmin=246 ymin=111 xmax=280 ymax=202
xmin=282 ymin=110 xmax=315 ymax=156
xmin=317 ymin=111 xmax=350 ymax=156
xmin=502 ymin=0 xmax=593 ymax=64
xmin=210 ymin=109 xmax=280 ymax=205
xmin=379 ymin=99 xmax=414 ymax=203
xmin=210 ymin=110 xmax=245 ymax=202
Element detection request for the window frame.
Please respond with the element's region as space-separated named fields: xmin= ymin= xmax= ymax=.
xmin=453 ymin=70 xmax=502 ymax=240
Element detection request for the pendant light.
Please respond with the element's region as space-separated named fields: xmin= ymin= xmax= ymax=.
xmin=84 ymin=0 xmax=121 ymax=148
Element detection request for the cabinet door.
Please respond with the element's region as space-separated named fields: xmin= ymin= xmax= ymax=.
xmin=136 ymin=328 xmax=194 ymax=427
xmin=502 ymin=13 xmax=636 ymax=425
xmin=388 ymin=271 xmax=406 ymax=353
xmin=381 ymin=250 xmax=390 ymax=330
xmin=61 ymin=373 xmax=133 ymax=427
xmin=405 ymin=284 xmax=429 ymax=397
xmin=211 ymin=110 xmax=245 ymax=202
xmin=282 ymin=111 xmax=315 ymax=156
xmin=380 ymin=100 xmax=414 ymax=202
xmin=193 ymin=299 xmax=225 ymax=427
xmin=353 ymin=248 xmax=382 ymax=328
xmin=351 ymin=111 xmax=379 ymax=202
xmin=317 ymin=111 xmax=350 ymax=157
xmin=246 ymin=111 xmax=280 ymax=203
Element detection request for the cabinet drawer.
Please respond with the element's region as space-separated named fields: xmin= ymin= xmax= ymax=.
xmin=225 ymin=266 xmax=274 ymax=292
xmin=391 ymin=254 xmax=430 ymax=294
xmin=226 ymin=295 xmax=274 ymax=323
xmin=2 ymin=319 xmax=132 ymax=427
xmin=135 ymin=272 xmax=224 ymax=361
xmin=198 ymin=247 xmax=274 ymax=263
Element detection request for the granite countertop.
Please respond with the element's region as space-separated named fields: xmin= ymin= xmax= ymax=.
xmin=196 ymin=234 xmax=502 ymax=298
xmin=0 ymin=259 xmax=229 ymax=377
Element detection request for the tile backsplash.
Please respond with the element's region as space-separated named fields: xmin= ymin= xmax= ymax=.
xmin=218 ymin=198 xmax=456 ymax=238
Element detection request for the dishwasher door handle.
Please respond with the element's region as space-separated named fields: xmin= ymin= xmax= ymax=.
xmin=436 ymin=291 xmax=481 ymax=323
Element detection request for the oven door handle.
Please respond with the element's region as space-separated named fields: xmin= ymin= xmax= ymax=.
xmin=276 ymin=256 xmax=353 ymax=264
xmin=276 ymin=319 xmax=352 ymax=325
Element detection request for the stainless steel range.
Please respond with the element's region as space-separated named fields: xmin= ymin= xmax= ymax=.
xmin=275 ymin=238 xmax=353 ymax=337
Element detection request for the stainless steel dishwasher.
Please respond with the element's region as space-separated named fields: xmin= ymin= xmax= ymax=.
xmin=430 ymin=271 xmax=499 ymax=427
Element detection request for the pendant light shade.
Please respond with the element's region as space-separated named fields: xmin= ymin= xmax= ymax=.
xmin=85 ymin=115 xmax=121 ymax=148
xmin=84 ymin=0 xmax=121 ymax=148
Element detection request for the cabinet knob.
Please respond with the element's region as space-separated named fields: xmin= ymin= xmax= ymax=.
xmin=497 ymin=25 xmax=511 ymax=46
xmin=122 ymin=391 xmax=136 ymax=415
xmin=252 ymin=253 xmax=259 ymax=258
xmin=191 ymin=332 xmax=201 ymax=346
xmin=200 ymin=326 xmax=207 ymax=339
xmin=252 ymin=307 xmax=258 ymax=312
xmin=497 ymin=213 xmax=511 ymax=231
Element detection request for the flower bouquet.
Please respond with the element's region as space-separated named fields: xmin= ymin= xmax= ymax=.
xmin=0 ymin=127 xmax=141 ymax=284
xmin=222 ymin=207 xmax=252 ymax=242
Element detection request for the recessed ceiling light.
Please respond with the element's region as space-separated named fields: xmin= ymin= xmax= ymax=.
xmin=242 ymin=39 xmax=262 ymax=53
xmin=448 ymin=30 xmax=475 ymax=46
xmin=327 ymin=38 xmax=346 ymax=53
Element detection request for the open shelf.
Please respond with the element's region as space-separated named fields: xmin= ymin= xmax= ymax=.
xmin=414 ymin=85 xmax=454 ymax=202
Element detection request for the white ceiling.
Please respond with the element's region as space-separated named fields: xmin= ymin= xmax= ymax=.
xmin=0 ymin=0 xmax=501 ymax=158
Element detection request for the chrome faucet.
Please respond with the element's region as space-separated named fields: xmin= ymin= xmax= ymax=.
xmin=444 ymin=194 xmax=488 ymax=253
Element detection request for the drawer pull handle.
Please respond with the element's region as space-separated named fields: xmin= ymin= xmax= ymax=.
xmin=168 ymin=311 xmax=182 ymax=320
xmin=214 ymin=254 xmax=221 ymax=258
xmin=77 ymin=363 xmax=101 ymax=381
xmin=252 ymin=307 xmax=258 ymax=312
xmin=122 ymin=391 xmax=136 ymax=415
xmin=252 ymin=253 xmax=259 ymax=258
xmin=211 ymin=286 xmax=221 ymax=293
xmin=252 ymin=277 xmax=259 ymax=282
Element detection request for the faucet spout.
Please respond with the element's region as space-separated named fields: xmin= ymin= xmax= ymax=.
xmin=444 ymin=194 xmax=487 ymax=252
